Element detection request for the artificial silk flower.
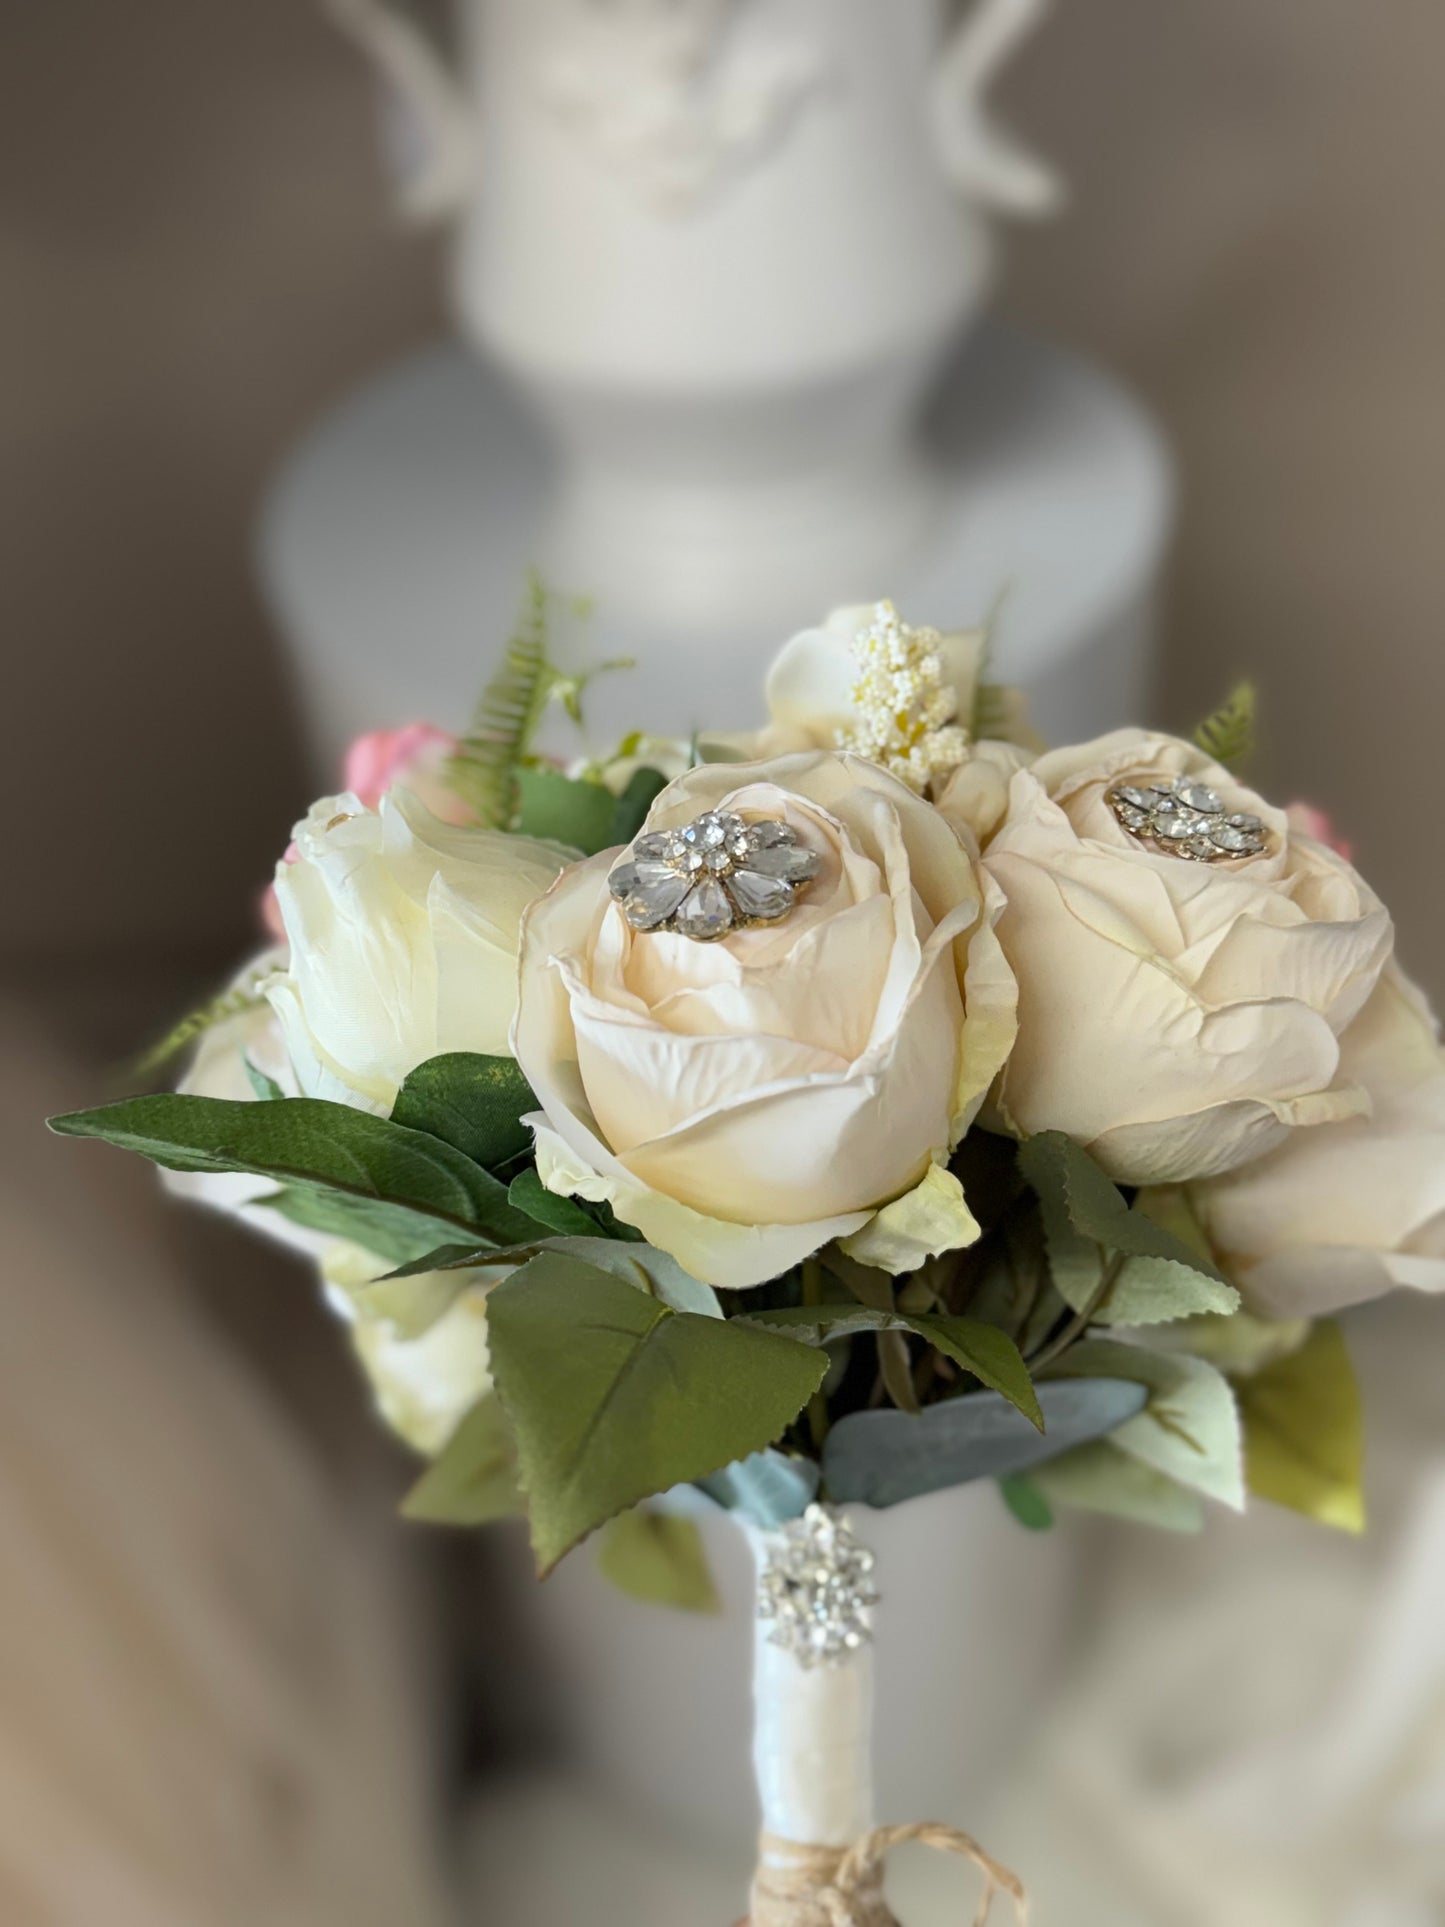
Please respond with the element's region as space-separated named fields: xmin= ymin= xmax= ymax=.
xmin=975 ymin=729 xmax=1393 ymax=1184
xmin=512 ymin=751 xmax=1017 ymax=1289
xmin=268 ymin=789 xmax=569 ymax=1113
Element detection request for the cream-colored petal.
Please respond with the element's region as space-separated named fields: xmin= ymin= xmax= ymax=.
xmin=839 ymin=1161 xmax=981 ymax=1272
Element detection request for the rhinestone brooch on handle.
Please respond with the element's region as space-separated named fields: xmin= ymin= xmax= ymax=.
xmin=1107 ymin=777 xmax=1269 ymax=861
xmin=608 ymin=811 xmax=820 ymax=941
xmin=757 ymin=1506 xmax=880 ymax=1669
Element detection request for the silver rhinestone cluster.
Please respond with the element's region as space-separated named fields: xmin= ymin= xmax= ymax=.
xmin=757 ymin=1505 xmax=879 ymax=1669
xmin=1106 ymin=776 xmax=1268 ymax=862
xmin=608 ymin=810 xmax=820 ymax=942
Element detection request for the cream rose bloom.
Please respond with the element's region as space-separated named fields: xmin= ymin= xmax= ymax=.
xmin=956 ymin=729 xmax=1393 ymax=1184
xmin=1193 ymin=965 xmax=1445 ymax=1316
xmin=267 ymin=788 xmax=569 ymax=1113
xmin=512 ymin=752 xmax=1018 ymax=1289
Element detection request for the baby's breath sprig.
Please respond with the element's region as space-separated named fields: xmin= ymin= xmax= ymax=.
xmin=836 ymin=600 xmax=969 ymax=793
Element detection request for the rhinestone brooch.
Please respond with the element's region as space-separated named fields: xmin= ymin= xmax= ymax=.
xmin=1106 ymin=776 xmax=1269 ymax=862
xmin=757 ymin=1505 xmax=879 ymax=1669
xmin=608 ymin=810 xmax=820 ymax=941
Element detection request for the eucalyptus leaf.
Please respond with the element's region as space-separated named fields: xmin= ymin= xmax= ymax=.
xmin=821 ymin=1378 xmax=1147 ymax=1509
xmin=597 ymin=1509 xmax=721 ymax=1614
xmin=390 ymin=1052 xmax=537 ymax=1170
xmin=401 ymin=1396 xmax=522 ymax=1526
xmin=695 ymin=1450 xmax=819 ymax=1527
xmin=1030 ymin=1439 xmax=1206 ymax=1532
xmin=48 ymin=1093 xmax=538 ymax=1247
xmin=487 ymin=1253 xmax=826 ymax=1572
xmin=609 ymin=767 xmax=671 ymax=845
xmin=1044 ymin=1338 xmax=1245 ymax=1510
xmin=1237 ymin=1320 xmax=1364 ymax=1533
xmin=515 ymin=766 xmax=617 ymax=855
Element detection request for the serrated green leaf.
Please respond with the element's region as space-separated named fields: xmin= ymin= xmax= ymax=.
xmin=390 ymin=1053 xmax=537 ymax=1171
xmin=1044 ymin=1337 xmax=1244 ymax=1509
xmin=1192 ymin=681 xmax=1257 ymax=768
xmin=401 ymin=1396 xmax=522 ymax=1526
xmin=257 ymin=1184 xmax=463 ymax=1267
xmin=596 ymin=1509 xmax=721 ymax=1614
xmin=49 ymin=1093 xmax=537 ymax=1248
xmin=514 ymin=767 xmax=617 ymax=855
xmin=1030 ymin=1439 xmax=1205 ymax=1532
xmin=1237 ymin=1320 xmax=1364 ymax=1533
xmin=487 ymin=1253 xmax=826 ymax=1573
xmin=387 ymin=1233 xmax=722 ymax=1317
xmin=744 ymin=1305 xmax=1042 ymax=1431
xmin=999 ymin=1475 xmax=1053 ymax=1531
xmin=508 ymin=1167 xmax=601 ymax=1237
xmin=1021 ymin=1134 xmax=1230 ymax=1282
xmin=244 ymin=1055 xmax=285 ymax=1102
xmin=609 ymin=767 xmax=671 ymax=846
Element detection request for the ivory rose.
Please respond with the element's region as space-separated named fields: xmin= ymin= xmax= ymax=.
xmin=1193 ymin=964 xmax=1445 ymax=1316
xmin=512 ymin=752 xmax=1018 ymax=1289
xmin=959 ymin=729 xmax=1393 ymax=1184
xmin=267 ymin=789 xmax=569 ymax=1113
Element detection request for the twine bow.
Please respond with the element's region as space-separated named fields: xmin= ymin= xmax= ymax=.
xmin=749 ymin=1824 xmax=1029 ymax=1927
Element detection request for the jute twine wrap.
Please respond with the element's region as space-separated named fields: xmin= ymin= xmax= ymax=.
xmin=747 ymin=1824 xmax=1029 ymax=1927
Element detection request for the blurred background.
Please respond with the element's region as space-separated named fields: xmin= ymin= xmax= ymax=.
xmin=4 ymin=3 xmax=1444 ymax=1923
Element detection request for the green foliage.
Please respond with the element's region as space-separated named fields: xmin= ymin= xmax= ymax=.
xmin=999 ymin=1475 xmax=1054 ymax=1531
xmin=486 ymin=1252 xmax=826 ymax=1573
xmin=390 ymin=1052 xmax=536 ymax=1170
xmin=597 ymin=1510 xmax=721 ymax=1614
xmin=1237 ymin=1320 xmax=1364 ymax=1532
xmin=48 ymin=1092 xmax=540 ymax=1249
xmin=609 ymin=767 xmax=671 ymax=844
xmin=243 ymin=1056 xmax=285 ymax=1102
xmin=130 ymin=976 xmax=270 ymax=1076
xmin=1192 ymin=681 xmax=1257 ymax=768
xmin=514 ymin=766 xmax=618 ymax=854
xmin=507 ymin=1167 xmax=599 ymax=1237
xmin=695 ymin=1450 xmax=819 ymax=1527
xmin=445 ymin=572 xmax=556 ymax=828
xmin=402 ymin=1397 xmax=522 ymax=1527
xmin=257 ymin=1185 xmax=465 ymax=1268
xmin=1030 ymin=1439 xmax=1205 ymax=1532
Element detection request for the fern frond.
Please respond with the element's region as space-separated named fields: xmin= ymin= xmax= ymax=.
xmin=132 ymin=976 xmax=271 ymax=1077
xmin=446 ymin=573 xmax=556 ymax=829
xmin=1193 ymin=682 xmax=1257 ymax=768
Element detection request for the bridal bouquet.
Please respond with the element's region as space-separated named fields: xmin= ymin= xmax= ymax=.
xmin=52 ymin=591 xmax=1443 ymax=1923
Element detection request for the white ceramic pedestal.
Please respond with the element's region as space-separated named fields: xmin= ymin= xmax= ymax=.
xmin=257 ymin=322 xmax=1173 ymax=773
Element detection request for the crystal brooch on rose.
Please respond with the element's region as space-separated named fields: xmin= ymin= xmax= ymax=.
xmin=1106 ymin=776 xmax=1269 ymax=862
xmin=608 ymin=810 xmax=820 ymax=942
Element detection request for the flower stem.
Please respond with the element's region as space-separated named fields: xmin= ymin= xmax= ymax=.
xmin=801 ymin=1259 xmax=831 ymax=1450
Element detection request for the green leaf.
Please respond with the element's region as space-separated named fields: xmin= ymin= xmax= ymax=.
xmin=596 ymin=1509 xmax=721 ymax=1614
xmin=355 ymin=1268 xmax=472 ymax=1340
xmin=1192 ymin=680 xmax=1257 ymax=768
xmin=445 ymin=572 xmax=554 ymax=829
xmin=130 ymin=973 xmax=271 ymax=1076
xmin=609 ymin=767 xmax=671 ymax=845
xmin=401 ymin=1397 xmax=522 ymax=1526
xmin=507 ymin=1167 xmax=601 ymax=1237
xmin=390 ymin=1053 xmax=537 ymax=1170
xmin=999 ymin=1475 xmax=1053 ymax=1531
xmin=486 ymin=1253 xmax=826 ymax=1573
xmin=514 ymin=766 xmax=618 ymax=855
xmin=48 ymin=1093 xmax=539 ymax=1248
xmin=744 ymin=1305 xmax=1042 ymax=1431
xmin=1030 ymin=1439 xmax=1206 ymax=1532
xmin=1044 ymin=1337 xmax=1244 ymax=1509
xmin=388 ymin=1233 xmax=723 ymax=1317
xmin=244 ymin=1055 xmax=285 ymax=1102
xmin=257 ymin=1185 xmax=465 ymax=1268
xmin=695 ymin=1450 xmax=819 ymax=1527
xmin=1237 ymin=1320 xmax=1364 ymax=1533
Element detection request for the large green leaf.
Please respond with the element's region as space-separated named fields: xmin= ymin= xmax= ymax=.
xmin=401 ymin=1397 xmax=522 ymax=1526
xmin=487 ymin=1253 xmax=826 ymax=1573
xmin=387 ymin=1233 xmax=722 ymax=1317
xmin=48 ymin=1093 xmax=538 ymax=1247
xmin=609 ymin=768 xmax=671 ymax=845
xmin=1237 ymin=1320 xmax=1364 ymax=1533
xmin=515 ymin=767 xmax=618 ymax=855
xmin=1044 ymin=1337 xmax=1244 ymax=1509
xmin=257 ymin=1185 xmax=457 ymax=1267
xmin=390 ymin=1053 xmax=537 ymax=1170
xmin=744 ymin=1305 xmax=1042 ymax=1430
xmin=596 ymin=1510 xmax=721 ymax=1614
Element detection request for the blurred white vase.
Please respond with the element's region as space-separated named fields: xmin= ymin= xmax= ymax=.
xmin=321 ymin=0 xmax=1059 ymax=631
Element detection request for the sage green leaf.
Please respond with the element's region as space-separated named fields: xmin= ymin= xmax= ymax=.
xmin=1030 ymin=1439 xmax=1206 ymax=1532
xmin=1044 ymin=1337 xmax=1244 ymax=1509
xmin=596 ymin=1509 xmax=721 ymax=1614
xmin=821 ymin=1378 xmax=1147 ymax=1509
xmin=257 ymin=1185 xmax=456 ymax=1268
xmin=1192 ymin=680 xmax=1256 ymax=768
xmin=1237 ymin=1320 xmax=1364 ymax=1533
xmin=508 ymin=1167 xmax=600 ymax=1237
xmin=744 ymin=1306 xmax=1041 ymax=1430
xmin=48 ymin=1094 xmax=538 ymax=1247
xmin=695 ymin=1450 xmax=819 ymax=1527
xmin=515 ymin=767 xmax=617 ymax=855
xmin=390 ymin=1052 xmax=537 ymax=1170
xmin=244 ymin=1056 xmax=284 ymax=1102
xmin=401 ymin=1397 xmax=522 ymax=1526
xmin=999 ymin=1475 xmax=1053 ymax=1531
xmin=1021 ymin=1132 xmax=1230 ymax=1282
xmin=487 ymin=1253 xmax=826 ymax=1573
xmin=609 ymin=768 xmax=671 ymax=845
